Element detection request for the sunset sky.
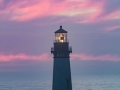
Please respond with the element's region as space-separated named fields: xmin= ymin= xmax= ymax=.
xmin=0 ymin=0 xmax=120 ymax=74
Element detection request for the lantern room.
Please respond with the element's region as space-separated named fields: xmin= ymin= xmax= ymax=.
xmin=55 ymin=26 xmax=68 ymax=43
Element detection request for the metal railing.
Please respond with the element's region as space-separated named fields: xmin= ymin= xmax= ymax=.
xmin=69 ymin=46 xmax=72 ymax=52
xmin=51 ymin=47 xmax=54 ymax=51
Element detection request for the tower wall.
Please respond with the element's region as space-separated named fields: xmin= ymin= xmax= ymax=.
xmin=52 ymin=58 xmax=72 ymax=90
xmin=51 ymin=26 xmax=72 ymax=90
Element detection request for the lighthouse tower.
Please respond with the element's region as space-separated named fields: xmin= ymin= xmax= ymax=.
xmin=51 ymin=26 xmax=72 ymax=90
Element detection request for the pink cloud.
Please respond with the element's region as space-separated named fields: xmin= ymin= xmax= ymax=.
xmin=0 ymin=0 xmax=2 ymax=3
xmin=71 ymin=53 xmax=120 ymax=61
xmin=0 ymin=53 xmax=120 ymax=62
xmin=0 ymin=0 xmax=69 ymax=21
xmin=0 ymin=0 xmax=106 ymax=23
xmin=104 ymin=25 xmax=120 ymax=31
xmin=103 ymin=8 xmax=120 ymax=21
xmin=0 ymin=0 xmax=3 ymax=7
xmin=54 ymin=0 xmax=106 ymax=23
xmin=0 ymin=53 xmax=52 ymax=62
xmin=1 ymin=0 xmax=120 ymax=24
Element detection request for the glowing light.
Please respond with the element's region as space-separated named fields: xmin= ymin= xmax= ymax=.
xmin=58 ymin=33 xmax=65 ymax=43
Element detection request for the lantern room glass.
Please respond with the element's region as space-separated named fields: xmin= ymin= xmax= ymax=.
xmin=55 ymin=33 xmax=67 ymax=43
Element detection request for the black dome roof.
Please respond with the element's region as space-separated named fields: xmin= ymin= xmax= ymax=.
xmin=55 ymin=26 xmax=67 ymax=33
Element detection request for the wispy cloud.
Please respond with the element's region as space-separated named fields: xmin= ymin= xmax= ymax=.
xmin=0 ymin=53 xmax=51 ymax=62
xmin=0 ymin=0 xmax=69 ymax=21
xmin=71 ymin=53 xmax=120 ymax=61
xmin=0 ymin=0 xmax=2 ymax=3
xmin=104 ymin=9 xmax=120 ymax=21
xmin=58 ymin=0 xmax=106 ymax=23
xmin=0 ymin=0 xmax=106 ymax=23
xmin=1 ymin=53 xmax=120 ymax=61
xmin=0 ymin=0 xmax=120 ymax=25
xmin=104 ymin=25 xmax=120 ymax=31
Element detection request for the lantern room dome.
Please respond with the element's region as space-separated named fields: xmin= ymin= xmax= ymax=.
xmin=55 ymin=26 xmax=67 ymax=33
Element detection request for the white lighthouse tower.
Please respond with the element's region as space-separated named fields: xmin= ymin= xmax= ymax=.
xmin=51 ymin=26 xmax=72 ymax=90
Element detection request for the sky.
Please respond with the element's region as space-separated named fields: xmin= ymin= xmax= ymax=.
xmin=0 ymin=0 xmax=120 ymax=75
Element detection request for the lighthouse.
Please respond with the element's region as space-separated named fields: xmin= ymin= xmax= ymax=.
xmin=51 ymin=26 xmax=72 ymax=90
